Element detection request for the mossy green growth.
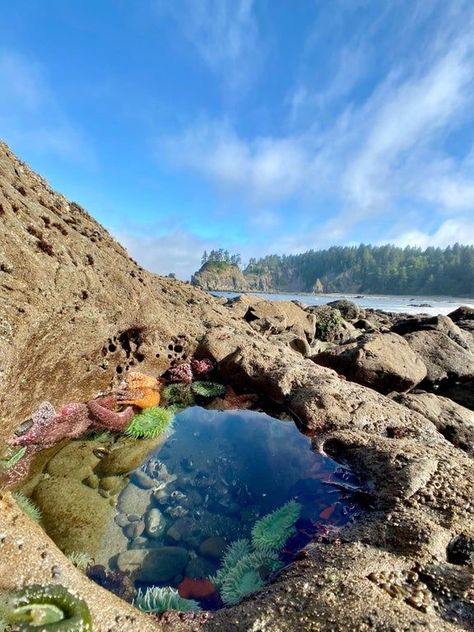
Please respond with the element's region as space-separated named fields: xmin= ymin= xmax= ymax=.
xmin=0 ymin=584 xmax=92 ymax=631
xmin=162 ymin=383 xmax=195 ymax=409
xmin=191 ymin=381 xmax=226 ymax=399
xmin=124 ymin=407 xmax=174 ymax=439
xmin=134 ymin=586 xmax=201 ymax=614
xmin=0 ymin=446 xmax=26 ymax=470
xmin=251 ymin=500 xmax=301 ymax=551
xmin=12 ymin=492 xmax=42 ymax=523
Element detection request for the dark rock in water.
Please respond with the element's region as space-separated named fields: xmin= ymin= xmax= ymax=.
xmin=87 ymin=564 xmax=136 ymax=602
xmin=145 ymin=507 xmax=167 ymax=539
xmin=117 ymin=547 xmax=189 ymax=582
xmin=133 ymin=470 xmax=156 ymax=490
xmin=199 ymin=536 xmax=227 ymax=561
xmin=185 ymin=556 xmax=218 ymax=579
xmin=181 ymin=457 xmax=194 ymax=472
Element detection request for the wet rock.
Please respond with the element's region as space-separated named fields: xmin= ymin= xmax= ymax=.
xmin=145 ymin=507 xmax=167 ymax=539
xmin=446 ymin=534 xmax=474 ymax=566
xmin=133 ymin=470 xmax=156 ymax=490
xmin=46 ymin=440 xmax=100 ymax=481
xmin=404 ymin=330 xmax=474 ymax=386
xmin=124 ymin=521 xmax=145 ymax=539
xmin=313 ymin=332 xmax=427 ymax=394
xmin=117 ymin=547 xmax=189 ymax=582
xmin=185 ymin=556 xmax=218 ymax=579
xmin=166 ymin=525 xmax=182 ymax=542
xmin=117 ymin=484 xmax=151 ymax=517
xmin=199 ymin=536 xmax=227 ymax=561
xmin=114 ymin=513 xmax=129 ymax=528
xmin=96 ymin=436 xmax=166 ymax=476
xmin=32 ymin=477 xmax=113 ymax=555
xmin=100 ymin=475 xmax=123 ymax=494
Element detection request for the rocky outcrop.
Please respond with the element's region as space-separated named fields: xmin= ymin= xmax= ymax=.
xmin=1 ymin=142 xmax=474 ymax=632
xmin=390 ymin=391 xmax=474 ymax=457
xmin=312 ymin=332 xmax=427 ymax=394
xmin=0 ymin=141 xmax=252 ymax=436
xmin=392 ymin=314 xmax=473 ymax=351
xmin=404 ymin=330 xmax=474 ymax=386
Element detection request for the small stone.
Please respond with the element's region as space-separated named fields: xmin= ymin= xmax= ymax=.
xmin=199 ymin=536 xmax=227 ymax=561
xmin=114 ymin=513 xmax=129 ymax=528
xmin=166 ymin=525 xmax=182 ymax=542
xmin=117 ymin=547 xmax=189 ymax=582
xmin=145 ymin=508 xmax=167 ymax=539
xmin=133 ymin=470 xmax=157 ymax=490
xmin=125 ymin=521 xmax=145 ymax=539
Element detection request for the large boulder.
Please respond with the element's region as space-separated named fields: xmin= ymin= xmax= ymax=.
xmin=404 ymin=330 xmax=474 ymax=386
xmin=243 ymin=299 xmax=316 ymax=342
xmin=390 ymin=392 xmax=474 ymax=457
xmin=392 ymin=315 xmax=472 ymax=350
xmin=306 ymin=305 xmax=357 ymax=342
xmin=312 ymin=332 xmax=427 ymax=394
xmin=326 ymin=299 xmax=363 ymax=321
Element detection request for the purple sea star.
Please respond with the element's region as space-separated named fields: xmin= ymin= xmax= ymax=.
xmin=191 ymin=358 xmax=215 ymax=377
xmin=87 ymin=398 xmax=134 ymax=431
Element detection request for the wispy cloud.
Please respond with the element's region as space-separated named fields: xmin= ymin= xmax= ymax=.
xmin=154 ymin=0 xmax=261 ymax=90
xmin=159 ymin=0 xmax=474 ymax=253
xmin=0 ymin=51 xmax=95 ymax=165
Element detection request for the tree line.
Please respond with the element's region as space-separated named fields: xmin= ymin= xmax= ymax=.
xmin=243 ymin=243 xmax=474 ymax=296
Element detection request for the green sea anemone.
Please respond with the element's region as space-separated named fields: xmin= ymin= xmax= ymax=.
xmin=191 ymin=381 xmax=226 ymax=399
xmin=12 ymin=492 xmax=42 ymax=523
xmin=0 ymin=446 xmax=27 ymax=470
xmin=67 ymin=552 xmax=93 ymax=572
xmin=219 ymin=548 xmax=282 ymax=605
xmin=124 ymin=407 xmax=174 ymax=439
xmin=162 ymin=383 xmax=195 ymax=409
xmin=251 ymin=500 xmax=301 ymax=551
xmin=211 ymin=539 xmax=252 ymax=588
xmin=0 ymin=584 xmax=92 ymax=631
xmin=134 ymin=586 xmax=201 ymax=614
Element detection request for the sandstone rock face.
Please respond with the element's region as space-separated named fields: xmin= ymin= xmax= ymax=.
xmin=312 ymin=332 xmax=427 ymax=394
xmin=390 ymin=391 xmax=474 ymax=457
xmin=404 ymin=330 xmax=474 ymax=385
xmin=0 ymin=141 xmax=250 ymax=435
xmin=244 ymin=299 xmax=316 ymax=342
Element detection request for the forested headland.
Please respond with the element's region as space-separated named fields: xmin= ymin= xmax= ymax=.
xmin=192 ymin=244 xmax=474 ymax=296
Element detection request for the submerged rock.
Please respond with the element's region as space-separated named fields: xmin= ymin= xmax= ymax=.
xmin=117 ymin=547 xmax=189 ymax=582
xmin=145 ymin=507 xmax=167 ymax=539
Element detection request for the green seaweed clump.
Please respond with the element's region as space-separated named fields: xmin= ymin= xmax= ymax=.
xmin=191 ymin=381 xmax=226 ymax=399
xmin=124 ymin=407 xmax=174 ymax=439
xmin=134 ymin=586 xmax=201 ymax=614
xmin=162 ymin=383 xmax=195 ymax=409
xmin=251 ymin=500 xmax=301 ymax=551
xmin=0 ymin=447 xmax=27 ymax=470
xmin=0 ymin=584 xmax=92 ymax=631
xmin=12 ymin=492 xmax=42 ymax=523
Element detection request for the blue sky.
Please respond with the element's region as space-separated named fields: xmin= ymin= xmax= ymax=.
xmin=1 ymin=1 xmax=474 ymax=279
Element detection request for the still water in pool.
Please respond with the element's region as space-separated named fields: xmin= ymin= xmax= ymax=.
xmin=89 ymin=407 xmax=364 ymax=609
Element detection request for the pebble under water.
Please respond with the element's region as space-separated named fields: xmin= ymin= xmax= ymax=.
xmin=89 ymin=407 xmax=365 ymax=610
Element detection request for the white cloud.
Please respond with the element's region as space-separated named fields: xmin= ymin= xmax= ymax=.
xmin=117 ymin=229 xmax=217 ymax=280
xmin=161 ymin=120 xmax=313 ymax=205
xmin=392 ymin=218 xmax=474 ymax=248
xmin=0 ymin=51 xmax=95 ymax=165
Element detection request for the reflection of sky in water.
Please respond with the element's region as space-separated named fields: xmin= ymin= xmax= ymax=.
xmin=92 ymin=407 xmax=359 ymax=608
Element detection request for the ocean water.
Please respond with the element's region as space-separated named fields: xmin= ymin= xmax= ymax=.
xmin=91 ymin=407 xmax=364 ymax=609
xmin=211 ymin=290 xmax=474 ymax=316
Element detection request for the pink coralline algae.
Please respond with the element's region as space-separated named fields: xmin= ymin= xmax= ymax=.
xmin=191 ymin=358 xmax=215 ymax=377
xmin=168 ymin=363 xmax=193 ymax=384
xmin=87 ymin=398 xmax=134 ymax=431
